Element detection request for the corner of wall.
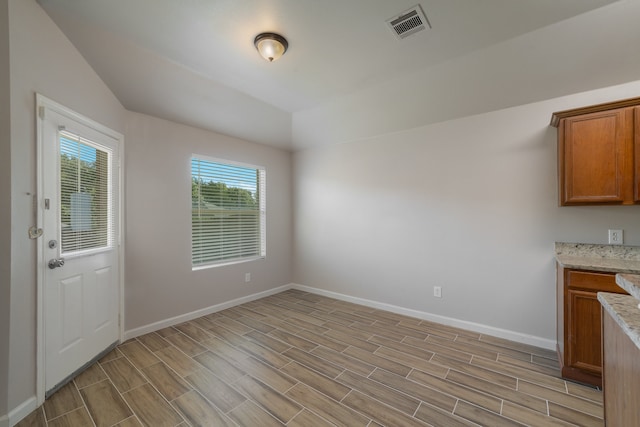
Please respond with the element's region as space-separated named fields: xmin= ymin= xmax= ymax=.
xmin=7 ymin=396 xmax=37 ymax=427
xmin=124 ymin=284 xmax=294 ymax=340
xmin=0 ymin=0 xmax=11 ymax=422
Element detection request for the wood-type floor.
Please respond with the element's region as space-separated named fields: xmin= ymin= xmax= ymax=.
xmin=17 ymin=289 xmax=603 ymax=426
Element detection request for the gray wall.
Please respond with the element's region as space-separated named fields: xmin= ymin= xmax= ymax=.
xmin=0 ymin=0 xmax=10 ymax=423
xmin=124 ymin=112 xmax=292 ymax=331
xmin=6 ymin=1 xmax=292 ymax=418
xmin=8 ymin=0 xmax=125 ymax=413
xmin=293 ymin=80 xmax=640 ymax=346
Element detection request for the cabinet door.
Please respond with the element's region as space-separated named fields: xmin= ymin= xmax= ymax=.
xmin=560 ymin=108 xmax=633 ymax=205
xmin=568 ymin=289 xmax=602 ymax=374
xmin=567 ymin=289 xmax=602 ymax=375
xmin=561 ymin=269 xmax=626 ymax=386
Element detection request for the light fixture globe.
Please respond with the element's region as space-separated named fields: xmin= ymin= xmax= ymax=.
xmin=254 ymin=32 xmax=288 ymax=62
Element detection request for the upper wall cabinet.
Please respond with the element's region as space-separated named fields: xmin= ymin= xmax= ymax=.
xmin=551 ymin=98 xmax=640 ymax=206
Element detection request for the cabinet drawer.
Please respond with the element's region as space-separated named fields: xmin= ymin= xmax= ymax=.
xmin=566 ymin=270 xmax=625 ymax=293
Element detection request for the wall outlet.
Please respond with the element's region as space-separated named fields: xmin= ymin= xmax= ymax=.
xmin=608 ymin=229 xmax=623 ymax=245
xmin=245 ymin=273 xmax=251 ymax=283
xmin=433 ymin=286 xmax=442 ymax=298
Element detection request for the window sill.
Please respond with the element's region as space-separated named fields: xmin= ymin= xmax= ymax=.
xmin=192 ymin=255 xmax=265 ymax=271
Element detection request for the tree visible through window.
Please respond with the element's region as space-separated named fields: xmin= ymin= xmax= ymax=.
xmin=59 ymin=132 xmax=112 ymax=254
xmin=191 ymin=156 xmax=266 ymax=267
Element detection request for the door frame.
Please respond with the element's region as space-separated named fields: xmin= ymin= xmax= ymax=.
xmin=35 ymin=93 xmax=125 ymax=405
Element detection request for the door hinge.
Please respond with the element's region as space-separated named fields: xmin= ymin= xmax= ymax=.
xmin=38 ymin=106 xmax=45 ymax=120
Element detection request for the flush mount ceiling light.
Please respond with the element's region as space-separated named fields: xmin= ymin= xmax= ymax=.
xmin=254 ymin=32 xmax=288 ymax=62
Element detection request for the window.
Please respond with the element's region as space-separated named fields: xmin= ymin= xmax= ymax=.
xmin=59 ymin=131 xmax=114 ymax=255
xmin=191 ymin=156 xmax=266 ymax=268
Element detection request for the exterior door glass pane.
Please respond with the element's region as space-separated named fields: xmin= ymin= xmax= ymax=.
xmin=59 ymin=132 xmax=112 ymax=254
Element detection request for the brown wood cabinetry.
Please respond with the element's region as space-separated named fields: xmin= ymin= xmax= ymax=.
xmin=556 ymin=265 xmax=626 ymax=386
xmin=602 ymin=306 xmax=640 ymax=426
xmin=551 ymin=97 xmax=640 ymax=206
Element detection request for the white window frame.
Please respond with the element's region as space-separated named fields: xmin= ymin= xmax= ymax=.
xmin=58 ymin=130 xmax=115 ymax=259
xmin=191 ymin=155 xmax=266 ymax=269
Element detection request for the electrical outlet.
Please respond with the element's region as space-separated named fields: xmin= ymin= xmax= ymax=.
xmin=245 ymin=273 xmax=251 ymax=283
xmin=433 ymin=286 xmax=442 ymax=298
xmin=608 ymin=229 xmax=623 ymax=245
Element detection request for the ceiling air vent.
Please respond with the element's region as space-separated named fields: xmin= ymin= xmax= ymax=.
xmin=386 ymin=4 xmax=430 ymax=40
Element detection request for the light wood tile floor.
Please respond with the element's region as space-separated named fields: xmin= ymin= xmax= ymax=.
xmin=16 ymin=289 xmax=603 ymax=426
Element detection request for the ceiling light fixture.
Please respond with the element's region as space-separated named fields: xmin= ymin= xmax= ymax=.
xmin=254 ymin=32 xmax=288 ymax=62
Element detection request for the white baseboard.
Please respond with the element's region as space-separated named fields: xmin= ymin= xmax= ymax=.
xmin=126 ymin=281 xmax=554 ymax=350
xmin=291 ymin=283 xmax=556 ymax=351
xmin=7 ymin=396 xmax=37 ymax=427
xmin=124 ymin=284 xmax=293 ymax=341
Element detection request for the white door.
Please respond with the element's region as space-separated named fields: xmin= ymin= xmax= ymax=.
xmin=38 ymin=98 xmax=122 ymax=395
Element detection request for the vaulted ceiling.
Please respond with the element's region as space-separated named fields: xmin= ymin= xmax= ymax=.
xmin=37 ymin=0 xmax=625 ymax=150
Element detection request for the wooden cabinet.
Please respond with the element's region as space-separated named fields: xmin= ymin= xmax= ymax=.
xmin=556 ymin=266 xmax=626 ymax=386
xmin=602 ymin=303 xmax=640 ymax=426
xmin=551 ymin=97 xmax=640 ymax=206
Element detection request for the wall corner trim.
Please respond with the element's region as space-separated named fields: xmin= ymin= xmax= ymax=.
xmin=291 ymin=283 xmax=556 ymax=351
xmin=7 ymin=396 xmax=37 ymax=427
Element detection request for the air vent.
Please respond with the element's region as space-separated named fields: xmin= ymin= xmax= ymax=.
xmin=386 ymin=4 xmax=430 ymax=40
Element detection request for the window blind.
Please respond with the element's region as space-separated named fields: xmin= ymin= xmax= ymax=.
xmin=191 ymin=157 xmax=266 ymax=267
xmin=59 ymin=131 xmax=113 ymax=254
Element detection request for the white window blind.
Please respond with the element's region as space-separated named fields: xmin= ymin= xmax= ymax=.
xmin=191 ymin=156 xmax=266 ymax=267
xmin=59 ymin=131 xmax=114 ymax=254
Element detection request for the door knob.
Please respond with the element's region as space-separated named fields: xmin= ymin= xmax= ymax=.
xmin=48 ymin=258 xmax=65 ymax=269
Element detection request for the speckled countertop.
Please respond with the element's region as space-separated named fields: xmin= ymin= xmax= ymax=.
xmin=616 ymin=274 xmax=640 ymax=301
xmin=555 ymin=242 xmax=640 ymax=274
xmin=598 ymin=292 xmax=640 ymax=351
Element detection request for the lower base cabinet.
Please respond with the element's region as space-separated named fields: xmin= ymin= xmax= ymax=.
xmin=556 ymin=265 xmax=626 ymax=387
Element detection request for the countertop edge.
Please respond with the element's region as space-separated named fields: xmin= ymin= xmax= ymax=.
xmin=598 ymin=292 xmax=640 ymax=351
xmin=555 ymin=254 xmax=640 ymax=274
xmin=555 ymin=242 xmax=640 ymax=274
xmin=555 ymin=242 xmax=640 ymax=260
xmin=616 ymin=274 xmax=640 ymax=301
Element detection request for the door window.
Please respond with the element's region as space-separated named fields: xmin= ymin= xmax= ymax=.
xmin=59 ymin=131 xmax=113 ymax=255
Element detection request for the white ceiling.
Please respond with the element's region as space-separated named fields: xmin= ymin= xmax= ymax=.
xmin=37 ymin=0 xmax=620 ymax=150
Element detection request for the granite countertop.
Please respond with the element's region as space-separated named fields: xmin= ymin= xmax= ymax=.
xmin=616 ymin=274 xmax=640 ymax=301
xmin=598 ymin=292 xmax=640 ymax=351
xmin=555 ymin=242 xmax=640 ymax=274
